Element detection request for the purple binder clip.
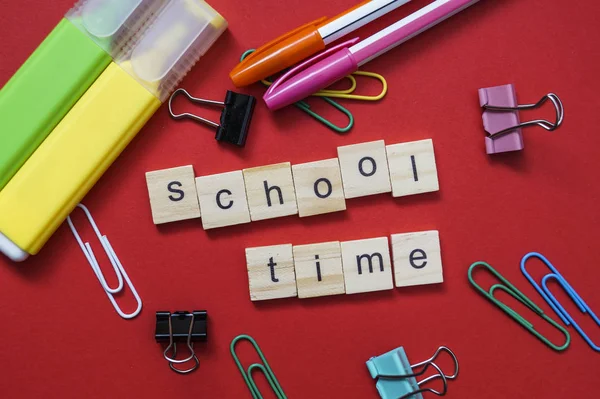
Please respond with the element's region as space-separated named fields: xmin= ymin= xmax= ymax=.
xmin=479 ymin=84 xmax=564 ymax=154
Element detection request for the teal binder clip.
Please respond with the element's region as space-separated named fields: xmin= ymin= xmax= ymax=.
xmin=521 ymin=252 xmax=600 ymax=352
xmin=366 ymin=346 xmax=459 ymax=399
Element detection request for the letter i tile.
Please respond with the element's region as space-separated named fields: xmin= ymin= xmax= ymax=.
xmin=293 ymin=241 xmax=345 ymax=298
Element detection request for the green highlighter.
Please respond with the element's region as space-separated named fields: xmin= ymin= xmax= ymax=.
xmin=0 ymin=0 xmax=166 ymax=190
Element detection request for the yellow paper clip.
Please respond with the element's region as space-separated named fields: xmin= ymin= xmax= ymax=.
xmin=312 ymin=71 xmax=388 ymax=101
xmin=240 ymin=50 xmax=387 ymax=133
xmin=231 ymin=334 xmax=287 ymax=399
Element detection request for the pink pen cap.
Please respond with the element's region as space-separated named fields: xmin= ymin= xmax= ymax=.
xmin=264 ymin=38 xmax=359 ymax=110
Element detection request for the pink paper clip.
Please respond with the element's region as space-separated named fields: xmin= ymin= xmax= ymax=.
xmin=479 ymin=84 xmax=564 ymax=154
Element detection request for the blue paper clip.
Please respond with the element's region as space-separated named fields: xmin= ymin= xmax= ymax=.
xmin=366 ymin=346 xmax=458 ymax=399
xmin=521 ymin=252 xmax=600 ymax=352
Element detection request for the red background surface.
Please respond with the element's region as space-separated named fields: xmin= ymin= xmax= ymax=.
xmin=1 ymin=0 xmax=600 ymax=397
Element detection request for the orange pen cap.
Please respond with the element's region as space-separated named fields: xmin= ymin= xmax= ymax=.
xmin=230 ymin=17 xmax=327 ymax=87
xmin=230 ymin=0 xmax=372 ymax=87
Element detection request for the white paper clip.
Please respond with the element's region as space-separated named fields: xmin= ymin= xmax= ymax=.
xmin=67 ymin=203 xmax=142 ymax=319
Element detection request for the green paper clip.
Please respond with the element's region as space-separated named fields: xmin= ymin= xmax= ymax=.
xmin=468 ymin=261 xmax=571 ymax=351
xmin=295 ymin=98 xmax=353 ymax=133
xmin=240 ymin=49 xmax=354 ymax=133
xmin=231 ymin=334 xmax=287 ymax=399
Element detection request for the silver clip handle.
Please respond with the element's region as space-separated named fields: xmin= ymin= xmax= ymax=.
xmin=485 ymin=93 xmax=564 ymax=139
xmin=168 ymin=88 xmax=223 ymax=129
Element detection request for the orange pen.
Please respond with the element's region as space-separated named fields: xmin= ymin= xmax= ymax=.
xmin=230 ymin=0 xmax=411 ymax=87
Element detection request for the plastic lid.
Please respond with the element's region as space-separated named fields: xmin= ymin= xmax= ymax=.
xmin=117 ymin=0 xmax=227 ymax=102
xmin=66 ymin=0 xmax=168 ymax=57
xmin=0 ymin=231 xmax=29 ymax=262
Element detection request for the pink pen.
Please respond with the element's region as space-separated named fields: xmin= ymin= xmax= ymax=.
xmin=264 ymin=0 xmax=481 ymax=110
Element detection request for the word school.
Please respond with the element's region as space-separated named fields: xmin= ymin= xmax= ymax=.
xmin=145 ymin=139 xmax=439 ymax=229
xmin=246 ymin=231 xmax=443 ymax=301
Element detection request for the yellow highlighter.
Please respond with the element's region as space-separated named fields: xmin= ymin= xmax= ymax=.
xmin=0 ymin=0 xmax=227 ymax=261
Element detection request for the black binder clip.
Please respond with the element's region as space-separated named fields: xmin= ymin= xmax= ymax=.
xmin=168 ymin=88 xmax=256 ymax=147
xmin=155 ymin=310 xmax=208 ymax=374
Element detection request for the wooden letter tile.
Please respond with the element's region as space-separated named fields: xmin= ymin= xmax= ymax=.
xmin=337 ymin=140 xmax=391 ymax=198
xmin=386 ymin=139 xmax=439 ymax=197
xmin=246 ymin=244 xmax=297 ymax=301
xmin=341 ymin=237 xmax=394 ymax=294
xmin=195 ymin=170 xmax=250 ymax=230
xmin=391 ymin=230 xmax=443 ymax=287
xmin=243 ymin=162 xmax=298 ymax=221
xmin=291 ymin=158 xmax=346 ymax=217
xmin=145 ymin=165 xmax=201 ymax=224
xmin=293 ymin=241 xmax=345 ymax=298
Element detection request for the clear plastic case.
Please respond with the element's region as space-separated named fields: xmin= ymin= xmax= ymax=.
xmin=117 ymin=0 xmax=228 ymax=102
xmin=66 ymin=0 xmax=168 ymax=57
